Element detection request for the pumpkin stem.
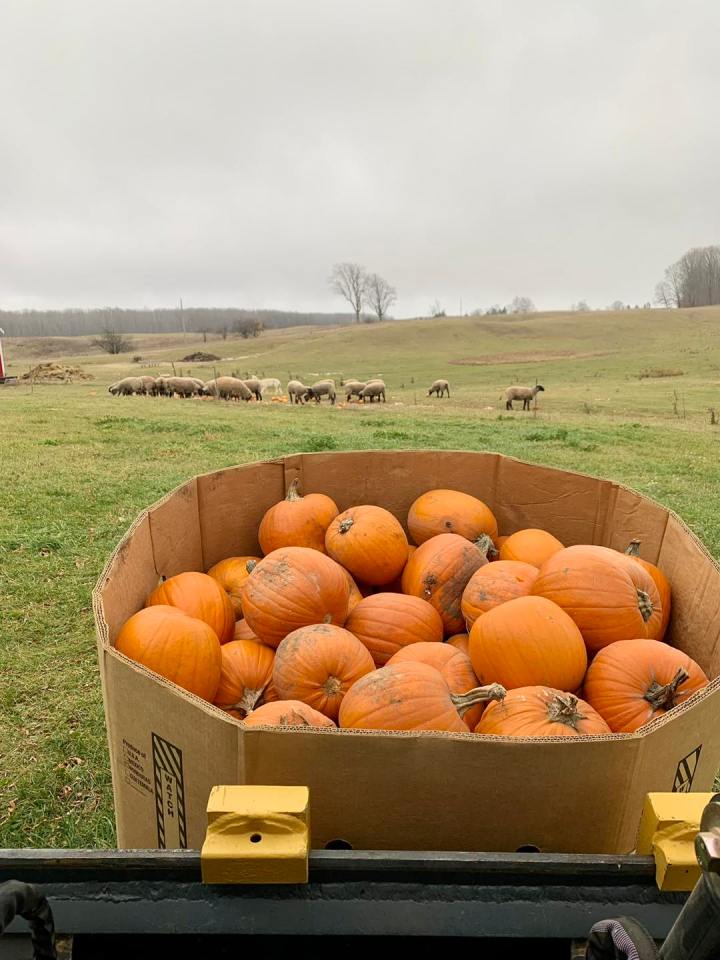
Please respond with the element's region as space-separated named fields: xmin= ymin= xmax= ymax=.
xmin=451 ymin=682 xmax=506 ymax=717
xmin=286 ymin=478 xmax=302 ymax=501
xmin=546 ymin=692 xmax=587 ymax=730
xmin=645 ymin=667 xmax=689 ymax=710
xmin=474 ymin=533 xmax=498 ymax=560
xmin=626 ymin=539 xmax=641 ymax=557
xmin=323 ymin=675 xmax=343 ymax=697
xmin=226 ymin=686 xmax=265 ymax=717
xmin=339 ymin=517 xmax=354 ymax=534
xmin=246 ymin=559 xmax=257 ymax=574
xmin=637 ymin=589 xmax=654 ymax=623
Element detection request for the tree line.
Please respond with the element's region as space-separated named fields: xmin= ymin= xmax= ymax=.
xmin=328 ymin=263 xmax=397 ymax=322
xmin=0 ymin=306 xmax=354 ymax=338
xmin=655 ymin=245 xmax=720 ymax=308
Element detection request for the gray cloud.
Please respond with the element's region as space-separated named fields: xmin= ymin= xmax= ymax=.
xmin=1 ymin=0 xmax=718 ymax=315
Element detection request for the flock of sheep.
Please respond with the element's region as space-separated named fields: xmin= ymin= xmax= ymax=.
xmin=108 ymin=374 xmax=545 ymax=410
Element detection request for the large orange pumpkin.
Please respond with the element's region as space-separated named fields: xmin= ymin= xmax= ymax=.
xmin=446 ymin=633 xmax=470 ymax=655
xmin=401 ymin=533 xmax=488 ymax=635
xmin=407 ymin=489 xmax=498 ymax=545
xmin=499 ymin=529 xmax=564 ymax=569
xmin=532 ymin=545 xmax=663 ymax=652
xmin=384 ymin=544 xmax=417 ymax=593
xmin=387 ymin=642 xmax=483 ymax=728
xmin=583 ymin=638 xmax=708 ymax=733
xmin=344 ymin=592 xmax=444 ymax=665
xmin=116 ymin=605 xmax=221 ymax=702
xmin=233 ymin=619 xmax=262 ymax=642
xmin=477 ymin=687 xmax=611 ymax=738
xmin=273 ymin=624 xmax=375 ymax=720
xmin=147 ymin=571 xmax=235 ymax=644
xmin=625 ymin=539 xmax=672 ymax=641
xmin=325 ymin=505 xmax=409 ymax=586
xmin=461 ymin=560 xmax=539 ymax=628
xmin=207 ymin=556 xmax=260 ymax=619
xmin=338 ymin=661 xmax=505 ymax=732
xmin=241 ymin=546 xmax=350 ymax=648
xmin=469 ymin=595 xmax=587 ymax=692
xmin=243 ymin=700 xmax=336 ymax=728
xmin=258 ymin=479 xmax=339 ymax=554
xmin=342 ymin=568 xmax=364 ymax=612
xmin=214 ymin=639 xmax=276 ymax=716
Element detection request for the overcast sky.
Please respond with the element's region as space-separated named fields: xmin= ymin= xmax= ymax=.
xmin=1 ymin=0 xmax=719 ymax=317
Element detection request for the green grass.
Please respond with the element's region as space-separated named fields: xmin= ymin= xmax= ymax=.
xmin=2 ymin=306 xmax=720 ymax=847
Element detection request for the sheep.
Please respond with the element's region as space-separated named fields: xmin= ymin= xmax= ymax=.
xmin=308 ymin=380 xmax=337 ymax=404
xmin=137 ymin=375 xmax=157 ymax=395
xmin=242 ymin=378 xmax=263 ymax=401
xmin=287 ymin=380 xmax=312 ymax=404
xmin=344 ymin=380 xmax=367 ymax=401
xmin=505 ymin=384 xmax=545 ymax=410
xmin=258 ymin=377 xmax=282 ymax=396
xmin=204 ymin=377 xmax=253 ymax=401
xmin=108 ymin=377 xmax=144 ymax=396
xmin=359 ymin=379 xmax=386 ymax=403
xmin=164 ymin=376 xmax=202 ymax=398
xmin=428 ymin=379 xmax=450 ymax=398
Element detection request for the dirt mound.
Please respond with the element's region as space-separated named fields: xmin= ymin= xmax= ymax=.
xmin=21 ymin=362 xmax=94 ymax=383
xmin=180 ymin=351 xmax=220 ymax=362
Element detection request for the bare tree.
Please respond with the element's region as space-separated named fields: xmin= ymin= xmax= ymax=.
xmin=196 ymin=326 xmax=213 ymax=343
xmin=365 ymin=273 xmax=397 ymax=322
xmin=571 ymin=300 xmax=590 ymax=312
xmin=329 ymin=262 xmax=367 ymax=323
xmin=654 ymin=246 xmax=720 ymax=308
xmin=233 ymin=315 xmax=264 ymax=339
xmin=509 ymin=296 xmax=536 ymax=314
xmin=91 ymin=328 xmax=133 ymax=354
xmin=429 ymin=299 xmax=446 ymax=318
xmin=609 ymin=300 xmax=625 ymax=311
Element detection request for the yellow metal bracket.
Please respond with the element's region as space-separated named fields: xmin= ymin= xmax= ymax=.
xmin=201 ymin=785 xmax=310 ymax=884
xmin=637 ymin=792 xmax=715 ymax=891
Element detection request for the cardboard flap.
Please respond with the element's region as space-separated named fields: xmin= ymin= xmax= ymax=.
xmin=148 ymin=478 xmax=203 ymax=576
xmin=96 ymin=515 xmax=159 ymax=645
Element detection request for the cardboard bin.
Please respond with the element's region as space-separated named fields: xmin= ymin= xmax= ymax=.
xmin=93 ymin=451 xmax=720 ymax=853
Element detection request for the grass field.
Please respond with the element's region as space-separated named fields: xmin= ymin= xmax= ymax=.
xmin=2 ymin=306 xmax=720 ymax=847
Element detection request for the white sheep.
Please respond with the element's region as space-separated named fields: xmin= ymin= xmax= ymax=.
xmin=428 ymin=379 xmax=450 ymax=398
xmin=505 ymin=384 xmax=545 ymax=410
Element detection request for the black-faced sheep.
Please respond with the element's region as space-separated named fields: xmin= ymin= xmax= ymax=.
xmin=309 ymin=380 xmax=336 ymax=404
xmin=344 ymin=380 xmax=367 ymax=400
xmin=108 ymin=377 xmax=144 ymax=396
xmin=428 ymin=379 xmax=450 ymax=398
xmin=242 ymin=378 xmax=263 ymax=401
xmin=287 ymin=380 xmax=312 ymax=404
xmin=203 ymin=377 xmax=253 ymax=401
xmin=505 ymin=384 xmax=545 ymax=410
xmin=165 ymin=376 xmax=202 ymax=398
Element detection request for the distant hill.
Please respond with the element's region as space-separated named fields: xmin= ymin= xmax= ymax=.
xmin=0 ymin=306 xmax=356 ymax=337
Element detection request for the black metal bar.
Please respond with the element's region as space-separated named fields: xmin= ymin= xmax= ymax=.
xmin=660 ymin=871 xmax=720 ymax=960
xmin=0 ymin=848 xmax=657 ymax=885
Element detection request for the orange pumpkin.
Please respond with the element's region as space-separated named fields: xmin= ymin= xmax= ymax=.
xmin=147 ymin=571 xmax=235 ymax=644
xmin=273 ymin=624 xmax=375 ymax=720
xmin=339 ymin=661 xmax=505 ymax=732
xmin=446 ymin=633 xmax=470 ymax=655
xmin=242 ymin=546 xmax=350 ymax=648
xmin=625 ymin=540 xmax=672 ymax=641
xmin=258 ymin=479 xmax=339 ymax=554
xmin=401 ymin=533 xmax=488 ymax=635
xmin=325 ymin=505 xmax=409 ymax=586
xmin=243 ymin=699 xmax=336 ymax=728
xmin=233 ymin=619 xmax=262 ymax=642
xmin=469 ymin=595 xmax=587 ymax=692
xmin=407 ymin=488 xmax=498 ymax=545
xmin=116 ymin=605 xmax=221 ymax=701
xmin=207 ymin=556 xmax=260 ymax=619
xmin=461 ymin=560 xmax=539 ymax=628
xmin=532 ymin=545 xmax=663 ymax=652
xmin=499 ymin=529 xmax=564 ymax=569
xmin=583 ymin=638 xmax=708 ymax=733
xmin=387 ymin=642 xmax=483 ymax=728
xmin=384 ymin=544 xmax=417 ymax=592
xmin=214 ymin=639 xmax=276 ymax=716
xmin=477 ymin=687 xmax=611 ymax=737
xmin=344 ymin=592 xmax=444 ymax=665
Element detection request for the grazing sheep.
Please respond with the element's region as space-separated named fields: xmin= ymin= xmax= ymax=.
xmin=204 ymin=377 xmax=253 ymax=401
xmin=137 ymin=375 xmax=157 ymax=395
xmin=360 ymin=379 xmax=386 ymax=403
xmin=108 ymin=376 xmax=144 ymax=396
xmin=505 ymin=384 xmax=545 ymax=410
xmin=164 ymin=376 xmax=202 ymax=398
xmin=287 ymin=380 xmax=312 ymax=404
xmin=344 ymin=380 xmax=367 ymax=400
xmin=258 ymin=377 xmax=283 ymax=396
xmin=309 ymin=380 xmax=337 ymax=404
xmin=428 ymin=379 xmax=450 ymax=398
xmin=242 ymin=378 xmax=263 ymax=401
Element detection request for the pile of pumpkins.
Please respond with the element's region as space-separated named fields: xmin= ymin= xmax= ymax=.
xmin=117 ymin=483 xmax=710 ymax=737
